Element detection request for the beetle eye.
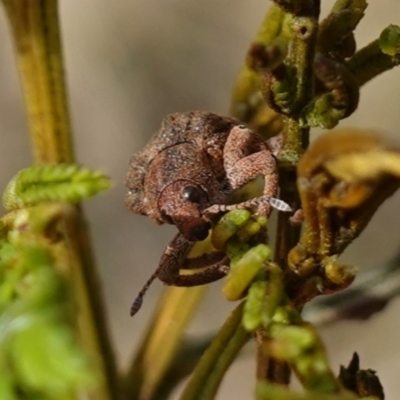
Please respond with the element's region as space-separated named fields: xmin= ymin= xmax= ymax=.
xmin=182 ymin=186 xmax=203 ymax=203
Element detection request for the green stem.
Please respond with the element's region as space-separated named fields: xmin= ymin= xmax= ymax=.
xmin=147 ymin=336 xmax=215 ymax=400
xmin=64 ymin=208 xmax=120 ymax=400
xmin=284 ymin=1 xmax=320 ymax=110
xmin=280 ymin=118 xmax=310 ymax=166
xmin=0 ymin=2 xmax=118 ymax=399
xmin=230 ymin=4 xmax=287 ymax=137
xmin=279 ymin=5 xmax=319 ymax=165
xmin=256 ymin=332 xmax=291 ymax=385
xmin=269 ymin=321 xmax=341 ymax=393
xmin=274 ymin=169 xmax=302 ymax=269
xmin=273 ymin=0 xmax=319 ymax=291
xmin=125 ymin=286 xmax=207 ymax=400
xmin=261 ymin=0 xmax=320 ymax=386
xmin=2 ymin=0 xmax=74 ymax=163
xmin=316 ymin=0 xmax=367 ymax=53
xmin=179 ymin=303 xmax=250 ymax=400
xmin=348 ymin=38 xmax=400 ymax=87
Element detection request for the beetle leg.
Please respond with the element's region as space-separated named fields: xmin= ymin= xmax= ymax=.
xmin=157 ymin=233 xmax=229 ymax=285
xmin=131 ymin=233 xmax=228 ymax=315
xmin=224 ymin=126 xmax=279 ymax=211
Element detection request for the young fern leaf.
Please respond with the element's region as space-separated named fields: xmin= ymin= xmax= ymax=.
xmin=0 ymin=208 xmax=95 ymax=399
xmin=3 ymin=164 xmax=111 ymax=211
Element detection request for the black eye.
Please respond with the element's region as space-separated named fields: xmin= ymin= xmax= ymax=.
xmin=182 ymin=186 xmax=203 ymax=203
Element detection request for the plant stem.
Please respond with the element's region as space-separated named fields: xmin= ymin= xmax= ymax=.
xmin=316 ymin=0 xmax=367 ymax=53
xmin=148 ymin=336 xmax=215 ymax=400
xmin=64 ymin=208 xmax=120 ymax=400
xmin=274 ymin=169 xmax=302 ymax=269
xmin=0 ymin=2 xmax=118 ymax=399
xmin=275 ymin=0 xmax=319 ymax=295
xmin=179 ymin=302 xmax=250 ymax=400
xmin=348 ymin=38 xmax=400 ymax=87
xmin=125 ymin=286 xmax=207 ymax=400
xmin=279 ymin=5 xmax=319 ymax=165
xmin=230 ymin=4 xmax=287 ymax=137
xmin=256 ymin=331 xmax=291 ymax=385
xmin=2 ymin=0 xmax=74 ymax=164
xmin=258 ymin=0 xmax=320 ymax=386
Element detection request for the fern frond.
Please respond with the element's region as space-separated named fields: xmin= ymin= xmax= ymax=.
xmin=0 ymin=207 xmax=95 ymax=399
xmin=3 ymin=164 xmax=110 ymax=210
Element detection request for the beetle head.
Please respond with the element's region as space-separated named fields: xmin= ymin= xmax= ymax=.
xmin=158 ymin=180 xmax=211 ymax=241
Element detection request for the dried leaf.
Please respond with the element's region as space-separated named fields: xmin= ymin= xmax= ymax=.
xmin=289 ymin=129 xmax=400 ymax=302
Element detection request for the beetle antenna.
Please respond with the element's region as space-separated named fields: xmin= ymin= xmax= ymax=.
xmin=130 ymin=264 xmax=163 ymax=316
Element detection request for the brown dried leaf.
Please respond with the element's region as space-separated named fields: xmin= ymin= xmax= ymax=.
xmin=288 ymin=129 xmax=400 ymax=303
xmin=298 ymin=129 xmax=400 ymax=208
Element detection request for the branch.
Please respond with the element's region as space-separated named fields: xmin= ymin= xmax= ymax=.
xmin=1 ymin=0 xmax=74 ymax=164
xmin=124 ymin=286 xmax=207 ymax=400
xmin=230 ymin=4 xmax=287 ymax=138
xmin=348 ymin=25 xmax=400 ymax=87
xmin=179 ymin=302 xmax=250 ymax=400
xmin=316 ymin=0 xmax=367 ymax=54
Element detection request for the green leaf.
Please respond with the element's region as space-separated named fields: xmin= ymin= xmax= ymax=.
xmin=0 ymin=217 xmax=95 ymax=399
xmin=3 ymin=164 xmax=110 ymax=210
xmin=223 ymin=244 xmax=271 ymax=300
xmin=211 ymin=210 xmax=251 ymax=250
xmin=9 ymin=319 xmax=93 ymax=397
xmin=0 ymin=369 xmax=18 ymax=400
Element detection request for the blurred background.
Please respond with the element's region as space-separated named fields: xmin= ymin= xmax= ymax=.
xmin=0 ymin=0 xmax=399 ymax=398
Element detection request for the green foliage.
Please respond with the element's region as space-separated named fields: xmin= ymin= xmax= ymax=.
xmin=210 ymin=210 xmax=251 ymax=250
xmin=223 ymin=243 xmax=271 ymax=301
xmin=243 ymin=264 xmax=283 ymax=331
xmin=1 ymin=0 xmax=399 ymax=399
xmin=0 ymin=164 xmax=111 ymax=399
xmin=209 ymin=209 xmax=273 ymax=304
xmin=0 ymin=212 xmax=95 ymax=399
xmin=3 ymin=165 xmax=110 ymax=211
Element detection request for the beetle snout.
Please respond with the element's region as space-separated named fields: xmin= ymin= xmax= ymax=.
xmin=184 ymin=220 xmax=211 ymax=241
xmin=172 ymin=217 xmax=211 ymax=242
